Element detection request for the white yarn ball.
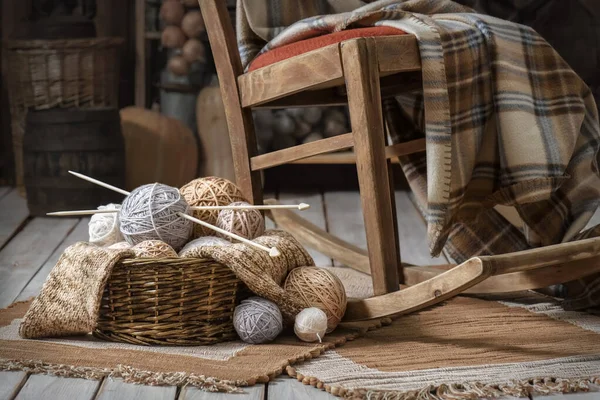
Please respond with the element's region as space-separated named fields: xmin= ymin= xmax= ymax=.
xmin=178 ymin=236 xmax=230 ymax=257
xmin=89 ymin=204 xmax=123 ymax=246
xmin=233 ymin=297 xmax=283 ymax=344
xmin=294 ymin=307 xmax=328 ymax=343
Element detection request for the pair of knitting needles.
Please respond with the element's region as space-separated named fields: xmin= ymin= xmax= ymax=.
xmin=50 ymin=171 xmax=310 ymax=257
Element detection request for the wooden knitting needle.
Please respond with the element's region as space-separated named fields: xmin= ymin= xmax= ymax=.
xmin=69 ymin=171 xmax=129 ymax=196
xmin=47 ymin=209 xmax=118 ymax=216
xmin=65 ymin=171 xmax=281 ymax=257
xmin=191 ymin=203 xmax=310 ymax=211
xmin=70 ymin=171 xmax=309 ymax=212
xmin=178 ymin=213 xmax=280 ymax=257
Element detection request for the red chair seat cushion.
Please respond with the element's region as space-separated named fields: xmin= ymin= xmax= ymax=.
xmin=247 ymin=26 xmax=406 ymax=72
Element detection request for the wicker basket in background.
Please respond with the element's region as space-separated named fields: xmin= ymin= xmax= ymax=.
xmin=4 ymin=37 xmax=123 ymax=194
xmin=94 ymin=257 xmax=245 ymax=346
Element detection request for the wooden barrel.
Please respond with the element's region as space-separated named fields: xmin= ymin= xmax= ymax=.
xmin=23 ymin=108 xmax=125 ymax=216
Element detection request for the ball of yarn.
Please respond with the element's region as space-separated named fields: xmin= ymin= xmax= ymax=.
xmin=216 ymin=201 xmax=265 ymax=241
xmin=107 ymin=241 xmax=132 ymax=250
xmin=119 ymin=183 xmax=192 ymax=250
xmin=233 ymin=297 xmax=283 ymax=344
xmin=284 ymin=267 xmax=347 ymax=332
xmin=178 ymin=236 xmax=230 ymax=257
xmin=132 ymin=240 xmax=178 ymax=258
xmin=88 ymin=204 xmax=123 ymax=246
xmin=294 ymin=307 xmax=328 ymax=343
xmin=180 ymin=177 xmax=247 ymax=238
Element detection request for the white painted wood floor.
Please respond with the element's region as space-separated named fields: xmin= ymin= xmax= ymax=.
xmin=0 ymin=186 xmax=599 ymax=400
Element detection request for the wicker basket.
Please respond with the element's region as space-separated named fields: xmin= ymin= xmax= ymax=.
xmin=4 ymin=37 xmax=123 ymax=193
xmin=94 ymin=257 xmax=245 ymax=346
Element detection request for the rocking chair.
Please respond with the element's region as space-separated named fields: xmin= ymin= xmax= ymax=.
xmin=198 ymin=0 xmax=600 ymax=321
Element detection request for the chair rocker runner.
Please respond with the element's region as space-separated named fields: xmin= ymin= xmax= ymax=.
xmin=199 ymin=0 xmax=600 ymax=321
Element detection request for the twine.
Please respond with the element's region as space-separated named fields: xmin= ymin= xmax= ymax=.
xmin=233 ymin=297 xmax=283 ymax=344
xmin=284 ymin=267 xmax=347 ymax=333
xmin=119 ymin=183 xmax=192 ymax=250
xmin=216 ymin=202 xmax=265 ymax=241
xmin=88 ymin=204 xmax=123 ymax=247
xmin=180 ymin=177 xmax=247 ymax=238
xmin=294 ymin=307 xmax=328 ymax=343
xmin=132 ymin=240 xmax=178 ymax=258
xmin=178 ymin=236 xmax=230 ymax=257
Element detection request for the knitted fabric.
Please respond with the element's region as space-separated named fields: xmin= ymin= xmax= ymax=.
xmin=19 ymin=243 xmax=134 ymax=338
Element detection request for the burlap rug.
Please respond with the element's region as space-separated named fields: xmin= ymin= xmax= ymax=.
xmin=1 ymin=266 xmax=599 ymax=399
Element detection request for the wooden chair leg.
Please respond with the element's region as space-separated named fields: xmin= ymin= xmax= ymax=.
xmin=341 ymin=38 xmax=400 ymax=296
xmin=199 ymin=0 xmax=263 ymax=204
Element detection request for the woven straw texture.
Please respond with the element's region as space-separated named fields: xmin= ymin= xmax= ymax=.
xmin=4 ymin=37 xmax=123 ymax=191
xmin=95 ymin=257 xmax=244 ymax=346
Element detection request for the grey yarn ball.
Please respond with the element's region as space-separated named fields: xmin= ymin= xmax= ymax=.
xmin=233 ymin=297 xmax=283 ymax=344
xmin=119 ymin=183 xmax=193 ymax=250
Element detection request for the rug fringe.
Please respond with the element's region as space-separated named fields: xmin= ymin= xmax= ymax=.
xmin=0 ymin=359 xmax=245 ymax=393
xmin=286 ymin=367 xmax=600 ymax=399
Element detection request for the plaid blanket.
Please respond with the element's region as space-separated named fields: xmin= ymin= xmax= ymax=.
xmin=236 ymin=0 xmax=600 ymax=308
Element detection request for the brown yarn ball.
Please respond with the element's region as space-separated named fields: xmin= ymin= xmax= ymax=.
xmin=181 ymin=10 xmax=205 ymax=38
xmin=161 ymin=26 xmax=187 ymax=48
xmin=132 ymin=240 xmax=178 ymax=258
xmin=283 ymin=267 xmax=347 ymax=332
xmin=180 ymin=177 xmax=247 ymax=238
xmin=216 ymin=201 xmax=265 ymax=241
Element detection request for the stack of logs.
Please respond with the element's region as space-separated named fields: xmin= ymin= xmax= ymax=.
xmin=159 ymin=0 xmax=206 ymax=76
xmin=253 ymin=107 xmax=350 ymax=153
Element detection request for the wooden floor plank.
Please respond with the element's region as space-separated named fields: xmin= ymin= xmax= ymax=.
xmin=16 ymin=218 xmax=89 ymax=302
xmin=0 ymin=190 xmax=29 ymax=250
xmin=267 ymin=377 xmax=335 ymax=400
xmin=264 ymin=191 xmax=277 ymax=231
xmin=0 ymin=187 xmax=11 ymax=200
xmin=586 ymin=209 xmax=600 ymax=230
xmin=323 ymin=191 xmax=366 ymax=267
xmin=394 ymin=191 xmax=447 ymax=265
xmin=95 ymin=378 xmax=176 ymax=400
xmin=279 ymin=191 xmax=332 ymax=266
xmin=15 ymin=375 xmax=100 ymax=400
xmin=0 ymin=371 xmax=27 ymax=400
xmin=179 ymin=384 xmax=265 ymax=400
xmin=0 ymin=217 xmax=78 ymax=308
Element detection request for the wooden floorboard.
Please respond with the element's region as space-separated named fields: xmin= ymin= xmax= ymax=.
xmin=394 ymin=191 xmax=448 ymax=265
xmin=266 ymin=377 xmax=335 ymax=399
xmin=0 ymin=187 xmax=11 ymax=200
xmin=279 ymin=191 xmax=332 ymax=266
xmin=95 ymin=378 xmax=177 ymax=400
xmin=0 ymin=217 xmax=78 ymax=308
xmin=15 ymin=375 xmax=100 ymax=400
xmin=0 ymin=371 xmax=27 ymax=400
xmin=324 ymin=191 xmax=366 ymax=267
xmin=0 ymin=190 xmax=29 ymax=250
xmin=179 ymin=385 xmax=265 ymax=400
xmin=16 ymin=218 xmax=89 ymax=301
xmin=264 ymin=191 xmax=277 ymax=231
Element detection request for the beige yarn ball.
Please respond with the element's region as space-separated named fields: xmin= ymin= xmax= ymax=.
xmin=216 ymin=201 xmax=265 ymax=241
xmin=107 ymin=241 xmax=132 ymax=250
xmin=284 ymin=267 xmax=347 ymax=332
xmin=294 ymin=307 xmax=328 ymax=343
xmin=132 ymin=240 xmax=178 ymax=258
xmin=178 ymin=236 xmax=230 ymax=257
xmin=180 ymin=177 xmax=247 ymax=238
